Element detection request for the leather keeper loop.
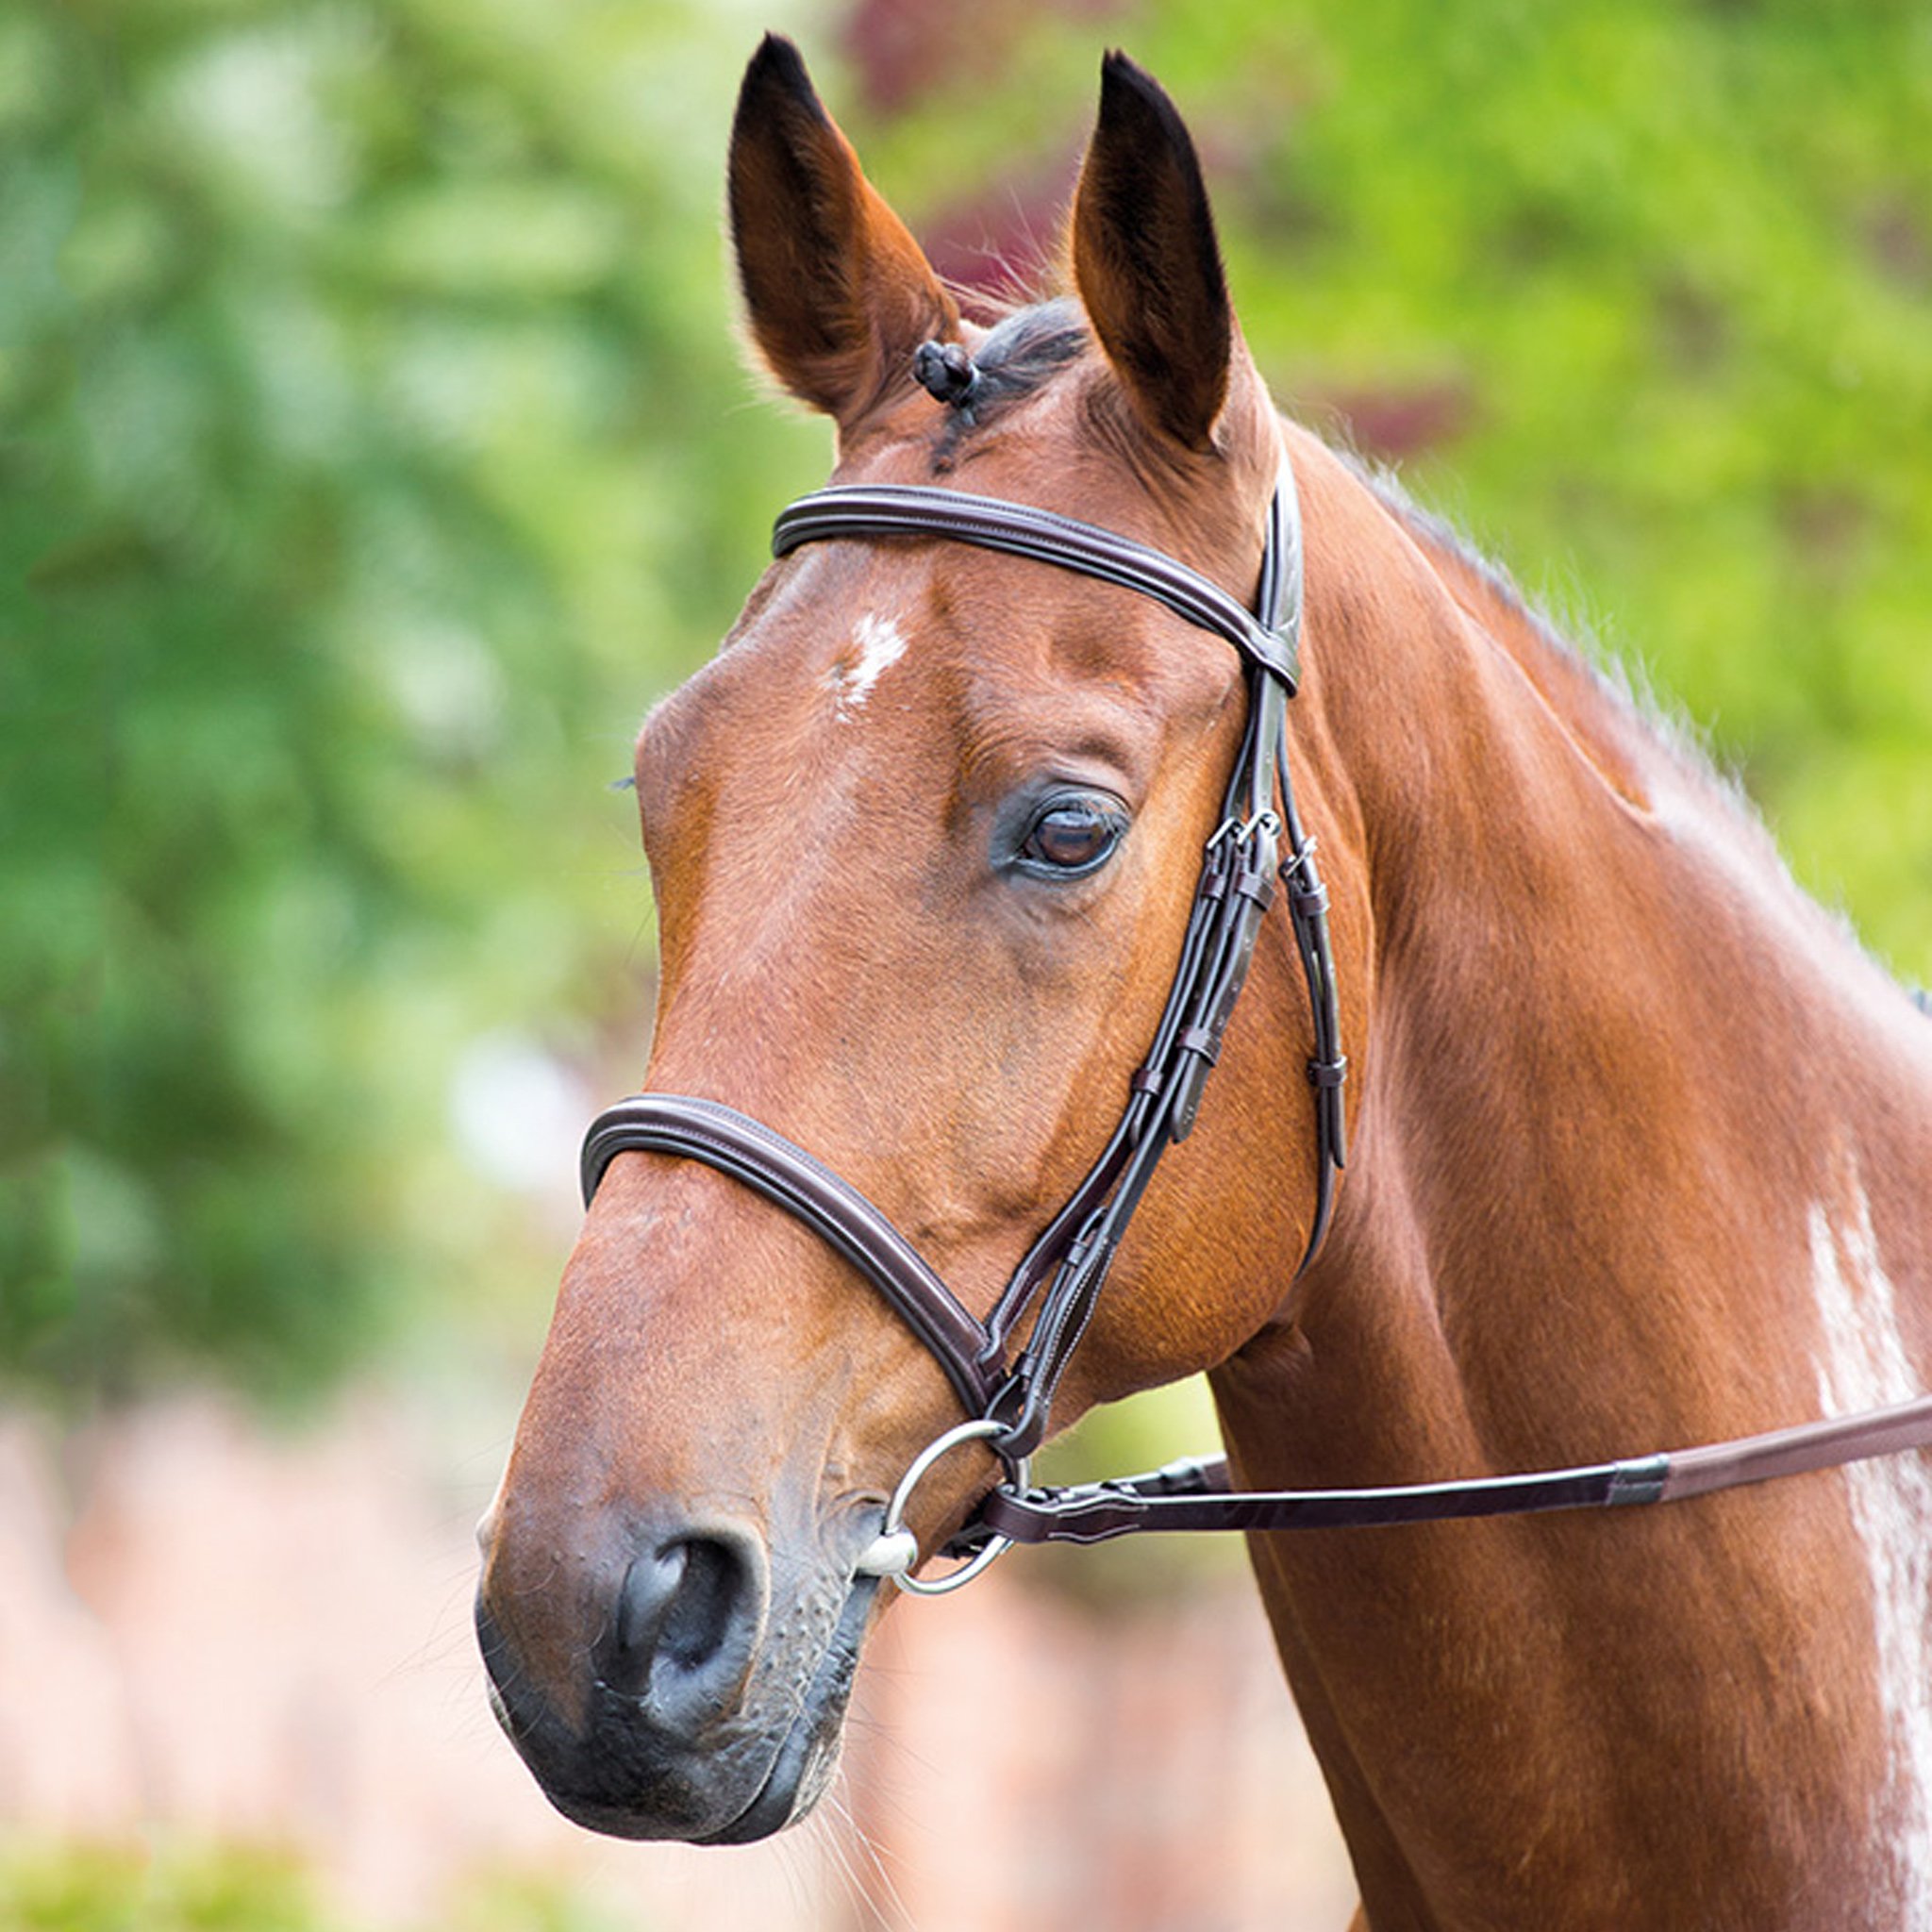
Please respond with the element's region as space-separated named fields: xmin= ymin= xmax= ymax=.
xmin=1177 ymin=1024 xmax=1221 ymax=1065
xmin=1234 ymin=862 xmax=1277 ymax=908
xmin=1308 ymin=1057 xmax=1348 ymax=1089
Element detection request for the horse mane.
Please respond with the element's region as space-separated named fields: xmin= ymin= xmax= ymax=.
xmin=925 ymin=295 xmax=1090 ymax=465
xmin=1346 ymin=447 xmax=1932 ymax=1013
xmin=1341 ymin=449 xmax=1721 ymax=789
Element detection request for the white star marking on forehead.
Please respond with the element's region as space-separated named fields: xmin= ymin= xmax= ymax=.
xmin=830 ymin=613 xmax=909 ymax=720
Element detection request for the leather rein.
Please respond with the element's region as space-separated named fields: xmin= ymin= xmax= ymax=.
xmin=579 ymin=452 xmax=1932 ymax=1593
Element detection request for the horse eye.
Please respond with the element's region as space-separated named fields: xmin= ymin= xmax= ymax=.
xmin=1019 ymin=799 xmax=1125 ymax=876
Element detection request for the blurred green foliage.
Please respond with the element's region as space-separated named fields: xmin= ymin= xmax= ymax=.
xmin=0 ymin=1840 xmax=322 ymax=1932
xmin=0 ymin=0 xmax=825 ymax=1401
xmin=0 ymin=1838 xmax=637 ymax=1932
xmin=2 ymin=0 xmax=1927 ymax=1404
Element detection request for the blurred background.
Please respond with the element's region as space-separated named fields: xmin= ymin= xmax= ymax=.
xmin=1 ymin=0 xmax=1927 ymax=1925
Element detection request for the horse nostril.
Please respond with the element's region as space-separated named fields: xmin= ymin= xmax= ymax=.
xmin=608 ymin=1534 xmax=756 ymax=1732
xmin=616 ymin=1543 xmax=689 ymax=1672
xmin=656 ymin=1537 xmax=737 ymax=1671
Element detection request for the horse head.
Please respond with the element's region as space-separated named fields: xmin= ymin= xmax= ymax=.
xmin=474 ymin=37 xmax=1358 ymax=1843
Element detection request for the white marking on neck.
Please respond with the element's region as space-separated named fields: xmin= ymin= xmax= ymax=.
xmin=1809 ymin=1184 xmax=1932 ymax=1918
xmin=830 ymin=612 xmax=908 ymax=720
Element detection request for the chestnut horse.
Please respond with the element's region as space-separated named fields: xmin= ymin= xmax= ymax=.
xmin=477 ymin=38 xmax=1932 ymax=1928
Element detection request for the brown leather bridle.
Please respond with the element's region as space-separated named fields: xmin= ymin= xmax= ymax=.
xmin=579 ymin=451 xmax=1932 ymax=1593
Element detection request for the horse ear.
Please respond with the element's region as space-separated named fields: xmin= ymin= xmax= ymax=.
xmin=727 ymin=35 xmax=958 ymax=431
xmin=1072 ymin=54 xmax=1233 ymax=454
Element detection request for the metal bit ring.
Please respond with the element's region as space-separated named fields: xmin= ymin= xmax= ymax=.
xmin=853 ymin=1418 xmax=1031 ymax=1596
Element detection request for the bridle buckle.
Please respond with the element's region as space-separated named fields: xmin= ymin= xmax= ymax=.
xmin=1207 ymin=808 xmax=1281 ymax=855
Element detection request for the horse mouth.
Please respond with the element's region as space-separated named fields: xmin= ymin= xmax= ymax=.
xmin=508 ymin=1575 xmax=878 ymax=1845
xmin=695 ymin=1576 xmax=877 ymax=1843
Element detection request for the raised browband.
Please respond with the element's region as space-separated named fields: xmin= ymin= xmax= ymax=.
xmin=773 ymin=484 xmax=1301 ymax=691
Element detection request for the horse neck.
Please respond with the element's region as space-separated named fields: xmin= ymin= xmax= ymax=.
xmin=1250 ymin=433 xmax=1931 ymax=1464
xmin=1207 ymin=432 xmax=1932 ymax=1923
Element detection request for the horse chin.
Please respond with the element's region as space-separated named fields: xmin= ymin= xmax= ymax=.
xmin=488 ymin=1575 xmax=876 ymax=1845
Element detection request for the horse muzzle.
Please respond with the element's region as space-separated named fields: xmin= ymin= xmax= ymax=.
xmin=475 ymin=1506 xmax=878 ymax=1841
